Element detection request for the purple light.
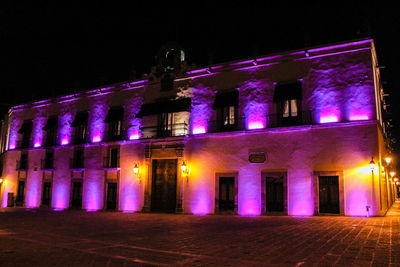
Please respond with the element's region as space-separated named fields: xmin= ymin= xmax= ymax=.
xmin=319 ymin=111 xmax=340 ymax=124
xmin=9 ymin=143 xmax=15 ymax=150
xmin=33 ymin=141 xmax=41 ymax=148
xmin=129 ymin=133 xmax=140 ymax=140
xmin=92 ymin=133 xmax=101 ymax=143
xmin=247 ymin=120 xmax=265 ymax=130
xmin=191 ymin=187 xmax=212 ymax=215
xmin=186 ymin=68 xmax=209 ymax=75
xmin=308 ymin=39 xmax=372 ymax=53
xmin=349 ymin=114 xmax=369 ymax=121
xmin=240 ymin=199 xmax=260 ymax=216
xmin=61 ymin=137 xmax=69 ymax=145
xmin=84 ymin=181 xmax=102 ymax=211
xmin=52 ymin=182 xmax=69 ymax=210
xmin=192 ymin=124 xmax=206 ymax=135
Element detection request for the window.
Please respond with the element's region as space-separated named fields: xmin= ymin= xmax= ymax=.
xmin=104 ymin=147 xmax=119 ymax=168
xmin=17 ymin=152 xmax=28 ymax=170
xmin=104 ymin=107 xmax=124 ymax=141
xmin=71 ymin=111 xmax=88 ymax=144
xmin=42 ymin=149 xmax=54 ymax=170
xmin=212 ymin=90 xmax=239 ymax=132
xmin=273 ymin=82 xmax=302 ymax=125
xmin=158 ymin=112 xmax=173 ymax=137
xmin=43 ymin=117 xmax=58 ymax=146
xmin=71 ymin=148 xmax=84 ymax=169
xmin=282 ymin=99 xmax=298 ymax=118
xmin=17 ymin=120 xmax=32 ymax=148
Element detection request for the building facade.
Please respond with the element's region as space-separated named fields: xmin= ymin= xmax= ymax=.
xmin=0 ymin=39 xmax=395 ymax=216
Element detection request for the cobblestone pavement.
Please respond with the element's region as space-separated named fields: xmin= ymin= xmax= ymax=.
xmin=1 ymin=203 xmax=400 ymax=267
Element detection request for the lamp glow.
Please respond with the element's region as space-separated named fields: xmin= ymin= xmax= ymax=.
xmin=385 ymin=157 xmax=392 ymax=165
xmin=369 ymin=158 xmax=376 ymax=172
xmin=133 ymin=164 xmax=139 ymax=174
xmin=390 ymin=171 xmax=395 ymax=178
xmin=394 ymin=177 xmax=398 ymax=182
xmin=181 ymin=161 xmax=187 ymax=173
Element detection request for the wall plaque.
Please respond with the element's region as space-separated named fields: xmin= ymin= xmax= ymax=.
xmin=249 ymin=152 xmax=266 ymax=163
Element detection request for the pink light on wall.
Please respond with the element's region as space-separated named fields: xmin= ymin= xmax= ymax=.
xmin=61 ymin=136 xmax=69 ymax=145
xmin=319 ymin=111 xmax=340 ymax=123
xmin=33 ymin=141 xmax=41 ymax=148
xmin=92 ymin=132 xmax=101 ymax=143
xmin=9 ymin=143 xmax=16 ymax=150
xmin=84 ymin=181 xmax=102 ymax=211
xmin=247 ymin=119 xmax=265 ymax=130
xmin=349 ymin=114 xmax=369 ymax=121
xmin=191 ymin=187 xmax=212 ymax=215
xmin=192 ymin=124 xmax=207 ymax=134
xmin=52 ymin=182 xmax=69 ymax=210
xmin=240 ymin=199 xmax=260 ymax=216
xmin=128 ymin=128 xmax=140 ymax=140
xmin=120 ymin=183 xmax=141 ymax=213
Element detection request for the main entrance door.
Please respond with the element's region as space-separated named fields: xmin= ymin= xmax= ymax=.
xmin=151 ymin=159 xmax=177 ymax=213
xmin=319 ymin=176 xmax=340 ymax=214
xmin=71 ymin=181 xmax=82 ymax=209
xmin=42 ymin=182 xmax=52 ymax=206
xmin=219 ymin=177 xmax=235 ymax=211
xmin=266 ymin=176 xmax=284 ymax=212
xmin=106 ymin=182 xmax=118 ymax=210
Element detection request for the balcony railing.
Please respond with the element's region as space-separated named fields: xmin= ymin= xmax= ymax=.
xmin=266 ymin=111 xmax=313 ymax=128
xmin=16 ymin=160 xmax=28 ymax=170
xmin=140 ymin=122 xmax=189 ymax=139
xmin=103 ymin=156 xmax=120 ymax=169
xmin=41 ymin=159 xmax=55 ymax=170
xmin=102 ymin=129 xmax=126 ymax=142
xmin=70 ymin=158 xmax=84 ymax=169
xmin=207 ymin=117 xmax=246 ymax=133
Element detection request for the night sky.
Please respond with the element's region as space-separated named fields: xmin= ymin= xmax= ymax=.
xmin=1 ymin=2 xmax=399 ymax=162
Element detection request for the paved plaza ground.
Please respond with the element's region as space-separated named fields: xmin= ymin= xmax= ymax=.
xmin=1 ymin=203 xmax=400 ymax=266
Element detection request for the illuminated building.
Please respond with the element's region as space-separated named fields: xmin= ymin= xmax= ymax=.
xmin=0 ymin=39 xmax=395 ymax=216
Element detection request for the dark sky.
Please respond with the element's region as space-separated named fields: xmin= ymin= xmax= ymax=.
xmin=1 ymin=1 xmax=399 ymax=159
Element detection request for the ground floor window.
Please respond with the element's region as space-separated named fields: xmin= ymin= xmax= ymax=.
xmin=42 ymin=181 xmax=52 ymax=206
xmin=71 ymin=180 xmax=82 ymax=209
xmin=16 ymin=180 xmax=25 ymax=206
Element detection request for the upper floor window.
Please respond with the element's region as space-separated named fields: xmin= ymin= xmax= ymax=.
xmin=71 ymin=111 xmax=88 ymax=144
xmin=17 ymin=120 xmax=32 ymax=148
xmin=42 ymin=149 xmax=54 ymax=170
xmin=43 ymin=117 xmax=58 ymax=147
xmin=104 ymin=107 xmax=124 ymax=141
xmin=104 ymin=146 xmax=119 ymax=168
xmin=273 ymin=82 xmax=302 ymax=125
xmin=212 ymin=90 xmax=239 ymax=131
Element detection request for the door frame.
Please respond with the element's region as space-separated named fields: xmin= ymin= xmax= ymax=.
xmin=103 ymin=170 xmax=120 ymax=211
xmin=261 ymin=171 xmax=288 ymax=215
xmin=215 ymin=172 xmax=238 ymax=214
xmin=313 ymin=171 xmax=344 ymax=215
xmin=70 ymin=178 xmax=83 ymax=209
xmin=150 ymin=158 xmax=178 ymax=213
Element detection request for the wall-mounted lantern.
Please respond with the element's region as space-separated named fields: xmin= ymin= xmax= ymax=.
xmin=393 ymin=177 xmax=398 ymax=182
xmin=390 ymin=171 xmax=396 ymax=178
xmin=181 ymin=160 xmax=189 ymax=182
xmin=369 ymin=158 xmax=376 ymax=173
xmin=385 ymin=156 xmax=392 ymax=165
xmin=133 ymin=163 xmax=141 ymax=183
xmin=0 ymin=178 xmax=3 ymax=183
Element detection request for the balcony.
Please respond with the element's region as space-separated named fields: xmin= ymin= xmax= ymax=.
xmin=70 ymin=158 xmax=84 ymax=169
xmin=140 ymin=122 xmax=189 ymax=139
xmin=41 ymin=159 xmax=55 ymax=170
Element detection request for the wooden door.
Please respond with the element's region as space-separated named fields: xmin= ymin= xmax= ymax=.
xmin=219 ymin=177 xmax=235 ymax=211
xmin=266 ymin=176 xmax=284 ymax=212
xmin=106 ymin=182 xmax=118 ymax=210
xmin=71 ymin=181 xmax=82 ymax=209
xmin=16 ymin=180 xmax=25 ymax=206
xmin=151 ymin=159 xmax=177 ymax=213
xmin=319 ymin=176 xmax=340 ymax=214
xmin=42 ymin=182 xmax=52 ymax=206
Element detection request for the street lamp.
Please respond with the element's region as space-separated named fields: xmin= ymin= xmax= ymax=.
xmin=385 ymin=157 xmax=392 ymax=165
xmin=369 ymin=158 xmax=376 ymax=172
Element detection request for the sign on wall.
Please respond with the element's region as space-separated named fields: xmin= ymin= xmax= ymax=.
xmin=248 ymin=152 xmax=266 ymax=163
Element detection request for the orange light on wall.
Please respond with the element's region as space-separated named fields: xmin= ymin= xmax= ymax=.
xmin=0 ymin=178 xmax=3 ymax=183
